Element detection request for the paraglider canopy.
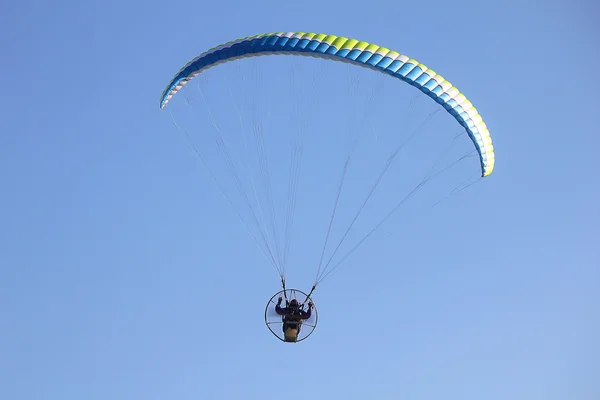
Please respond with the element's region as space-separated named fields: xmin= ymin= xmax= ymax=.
xmin=265 ymin=289 xmax=318 ymax=343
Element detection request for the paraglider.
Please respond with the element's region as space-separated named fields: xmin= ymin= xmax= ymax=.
xmin=264 ymin=289 xmax=317 ymax=342
xmin=160 ymin=31 xmax=495 ymax=343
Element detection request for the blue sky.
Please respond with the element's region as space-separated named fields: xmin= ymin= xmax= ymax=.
xmin=1 ymin=0 xmax=598 ymax=399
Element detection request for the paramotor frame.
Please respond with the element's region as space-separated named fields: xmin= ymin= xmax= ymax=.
xmin=264 ymin=289 xmax=318 ymax=343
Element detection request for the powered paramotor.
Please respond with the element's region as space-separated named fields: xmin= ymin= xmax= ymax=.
xmin=160 ymin=31 xmax=495 ymax=343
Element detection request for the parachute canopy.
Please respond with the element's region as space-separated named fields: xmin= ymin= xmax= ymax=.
xmin=160 ymin=32 xmax=495 ymax=177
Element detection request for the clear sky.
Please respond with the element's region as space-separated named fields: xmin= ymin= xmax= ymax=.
xmin=1 ymin=0 xmax=598 ymax=399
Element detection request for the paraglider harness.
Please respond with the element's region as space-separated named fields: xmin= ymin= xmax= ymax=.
xmin=281 ymin=301 xmax=306 ymax=342
xmin=279 ymin=280 xmax=314 ymax=342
